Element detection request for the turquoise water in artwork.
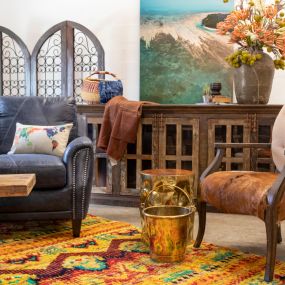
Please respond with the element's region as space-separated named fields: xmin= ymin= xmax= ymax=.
xmin=196 ymin=23 xmax=216 ymax=33
xmin=141 ymin=0 xmax=232 ymax=14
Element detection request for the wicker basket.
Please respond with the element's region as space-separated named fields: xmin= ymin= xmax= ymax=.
xmin=81 ymin=71 xmax=122 ymax=104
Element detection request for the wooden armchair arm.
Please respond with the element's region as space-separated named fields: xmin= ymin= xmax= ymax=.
xmin=267 ymin=167 xmax=285 ymax=208
xmin=215 ymin=143 xmax=271 ymax=149
xmin=200 ymin=149 xmax=224 ymax=183
xmin=200 ymin=142 xmax=272 ymax=183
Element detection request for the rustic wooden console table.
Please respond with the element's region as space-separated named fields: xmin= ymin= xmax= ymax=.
xmin=77 ymin=104 xmax=282 ymax=207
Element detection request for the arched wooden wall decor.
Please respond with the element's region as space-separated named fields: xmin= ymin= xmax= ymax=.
xmin=0 ymin=21 xmax=104 ymax=103
xmin=73 ymin=22 xmax=105 ymax=103
xmin=0 ymin=26 xmax=30 ymax=97
xmin=31 ymin=21 xmax=105 ymax=102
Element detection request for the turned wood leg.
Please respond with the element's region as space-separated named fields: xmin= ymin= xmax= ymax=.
xmin=194 ymin=201 xmax=207 ymax=248
xmin=72 ymin=219 xmax=82 ymax=237
xmin=264 ymin=209 xmax=278 ymax=282
xmin=277 ymin=223 xmax=282 ymax=244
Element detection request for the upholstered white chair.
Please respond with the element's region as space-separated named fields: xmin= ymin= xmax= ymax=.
xmin=194 ymin=105 xmax=285 ymax=282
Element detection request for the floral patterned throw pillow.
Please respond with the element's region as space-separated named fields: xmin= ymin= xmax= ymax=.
xmin=8 ymin=123 xmax=73 ymax=157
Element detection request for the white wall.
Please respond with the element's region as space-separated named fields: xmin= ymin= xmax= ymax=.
xmin=265 ymin=0 xmax=285 ymax=104
xmin=0 ymin=0 xmax=284 ymax=104
xmin=0 ymin=0 xmax=140 ymax=101
xmin=269 ymin=71 xmax=285 ymax=104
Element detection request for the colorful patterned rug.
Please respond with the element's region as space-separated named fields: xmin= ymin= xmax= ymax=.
xmin=0 ymin=215 xmax=285 ymax=285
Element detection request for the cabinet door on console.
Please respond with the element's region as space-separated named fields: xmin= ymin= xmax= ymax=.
xmin=120 ymin=118 xmax=154 ymax=196
xmin=208 ymin=119 xmax=251 ymax=171
xmin=86 ymin=117 xmax=113 ymax=195
xmin=254 ymin=116 xmax=275 ymax=172
xmin=158 ymin=118 xmax=199 ymax=191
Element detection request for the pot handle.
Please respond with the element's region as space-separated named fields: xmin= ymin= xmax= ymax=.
xmin=141 ymin=183 xmax=193 ymax=210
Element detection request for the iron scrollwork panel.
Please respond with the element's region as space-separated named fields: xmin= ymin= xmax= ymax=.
xmin=1 ymin=21 xmax=104 ymax=100
xmin=37 ymin=31 xmax=62 ymax=97
xmin=1 ymin=32 xmax=27 ymax=96
xmin=73 ymin=29 xmax=99 ymax=103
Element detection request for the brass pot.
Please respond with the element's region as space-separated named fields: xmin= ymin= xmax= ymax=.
xmin=143 ymin=205 xmax=195 ymax=263
xmin=140 ymin=169 xmax=195 ymax=245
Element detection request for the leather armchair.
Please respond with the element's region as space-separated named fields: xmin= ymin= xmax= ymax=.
xmin=194 ymin=105 xmax=285 ymax=282
xmin=0 ymin=96 xmax=94 ymax=237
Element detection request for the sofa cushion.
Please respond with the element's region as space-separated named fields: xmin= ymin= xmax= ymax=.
xmin=0 ymin=154 xmax=66 ymax=189
xmin=0 ymin=96 xmax=78 ymax=154
xmin=0 ymin=187 xmax=72 ymax=214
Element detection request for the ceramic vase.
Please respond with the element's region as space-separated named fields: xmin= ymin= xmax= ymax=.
xmin=234 ymin=53 xmax=275 ymax=104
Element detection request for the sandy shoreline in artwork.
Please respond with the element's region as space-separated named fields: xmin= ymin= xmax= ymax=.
xmin=141 ymin=12 xmax=230 ymax=48
xmin=140 ymin=12 xmax=232 ymax=68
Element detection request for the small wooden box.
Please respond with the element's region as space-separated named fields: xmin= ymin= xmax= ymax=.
xmin=212 ymin=95 xmax=231 ymax=104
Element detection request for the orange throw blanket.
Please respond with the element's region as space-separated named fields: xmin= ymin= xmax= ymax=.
xmin=97 ymin=96 xmax=155 ymax=161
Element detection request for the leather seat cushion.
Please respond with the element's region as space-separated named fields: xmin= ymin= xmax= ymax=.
xmin=201 ymin=171 xmax=285 ymax=221
xmin=0 ymin=154 xmax=66 ymax=189
xmin=0 ymin=187 xmax=71 ymax=213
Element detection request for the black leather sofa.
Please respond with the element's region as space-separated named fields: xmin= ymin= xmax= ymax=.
xmin=0 ymin=96 xmax=94 ymax=237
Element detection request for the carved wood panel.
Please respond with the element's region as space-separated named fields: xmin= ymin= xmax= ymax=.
xmin=119 ymin=116 xmax=200 ymax=196
xmin=158 ymin=116 xmax=199 ymax=193
xmin=120 ymin=117 xmax=154 ymax=196
xmin=86 ymin=114 xmax=200 ymax=198
xmin=208 ymin=118 xmax=251 ymax=171
xmin=254 ymin=114 xmax=276 ymax=172
xmin=86 ymin=116 xmax=113 ymax=195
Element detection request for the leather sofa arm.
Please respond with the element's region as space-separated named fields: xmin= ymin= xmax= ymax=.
xmin=63 ymin=136 xmax=94 ymax=220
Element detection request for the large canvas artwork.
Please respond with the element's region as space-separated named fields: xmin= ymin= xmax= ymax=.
xmin=140 ymin=0 xmax=234 ymax=104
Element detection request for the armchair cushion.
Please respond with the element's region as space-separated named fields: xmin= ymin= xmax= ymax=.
xmin=201 ymin=171 xmax=285 ymax=220
xmin=0 ymin=154 xmax=66 ymax=189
